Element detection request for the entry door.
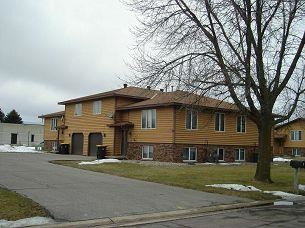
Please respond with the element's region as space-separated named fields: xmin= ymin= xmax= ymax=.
xmin=88 ymin=133 xmax=103 ymax=156
xmin=71 ymin=133 xmax=84 ymax=155
xmin=11 ymin=133 xmax=17 ymax=144
xmin=121 ymin=129 xmax=128 ymax=156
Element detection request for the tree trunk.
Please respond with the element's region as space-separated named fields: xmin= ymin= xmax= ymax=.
xmin=254 ymin=117 xmax=273 ymax=183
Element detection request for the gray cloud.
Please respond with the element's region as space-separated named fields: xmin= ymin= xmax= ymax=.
xmin=0 ymin=0 xmax=135 ymax=122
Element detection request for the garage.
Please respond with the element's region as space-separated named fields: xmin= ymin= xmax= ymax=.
xmin=71 ymin=133 xmax=84 ymax=155
xmin=88 ymin=133 xmax=103 ymax=156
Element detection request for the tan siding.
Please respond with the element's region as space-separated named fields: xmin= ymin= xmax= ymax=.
xmin=43 ymin=117 xmax=64 ymax=142
xmin=276 ymin=121 xmax=305 ymax=148
xmin=63 ymin=97 xmax=116 ymax=155
xmin=115 ymin=97 xmax=141 ymax=108
xmin=175 ymin=109 xmax=259 ymax=146
xmin=124 ymin=107 xmax=174 ymax=143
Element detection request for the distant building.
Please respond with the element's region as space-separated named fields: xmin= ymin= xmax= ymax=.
xmin=38 ymin=111 xmax=65 ymax=152
xmin=274 ymin=118 xmax=305 ymax=157
xmin=0 ymin=123 xmax=44 ymax=146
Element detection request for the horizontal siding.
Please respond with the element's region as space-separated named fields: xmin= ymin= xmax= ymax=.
xmin=124 ymin=107 xmax=174 ymax=144
xmin=43 ymin=117 xmax=64 ymax=141
xmin=64 ymin=97 xmax=116 ymax=155
xmin=116 ymin=97 xmax=141 ymax=108
xmin=175 ymin=109 xmax=259 ymax=146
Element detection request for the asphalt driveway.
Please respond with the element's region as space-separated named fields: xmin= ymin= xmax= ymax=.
xmin=0 ymin=153 xmax=249 ymax=222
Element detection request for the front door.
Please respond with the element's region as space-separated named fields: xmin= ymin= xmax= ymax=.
xmin=121 ymin=129 xmax=128 ymax=156
xmin=11 ymin=133 xmax=17 ymax=145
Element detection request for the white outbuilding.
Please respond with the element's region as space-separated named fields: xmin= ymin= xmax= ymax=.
xmin=0 ymin=123 xmax=43 ymax=146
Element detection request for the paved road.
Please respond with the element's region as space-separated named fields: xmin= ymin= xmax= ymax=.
xmin=137 ymin=200 xmax=305 ymax=228
xmin=0 ymin=153 xmax=249 ymax=222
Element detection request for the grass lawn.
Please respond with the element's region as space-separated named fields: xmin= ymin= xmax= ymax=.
xmin=0 ymin=187 xmax=50 ymax=221
xmin=51 ymin=160 xmax=305 ymax=201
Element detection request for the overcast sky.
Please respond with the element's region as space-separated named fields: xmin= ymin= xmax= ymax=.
xmin=0 ymin=0 xmax=136 ymax=123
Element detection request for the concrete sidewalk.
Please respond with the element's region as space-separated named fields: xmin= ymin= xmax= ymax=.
xmin=0 ymin=153 xmax=250 ymax=222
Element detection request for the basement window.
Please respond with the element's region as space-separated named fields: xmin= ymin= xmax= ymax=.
xmin=183 ymin=147 xmax=197 ymax=162
xmin=142 ymin=145 xmax=153 ymax=160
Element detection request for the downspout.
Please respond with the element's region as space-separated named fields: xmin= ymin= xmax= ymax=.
xmin=172 ymin=106 xmax=176 ymax=161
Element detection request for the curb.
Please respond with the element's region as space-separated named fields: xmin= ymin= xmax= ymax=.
xmin=39 ymin=200 xmax=273 ymax=228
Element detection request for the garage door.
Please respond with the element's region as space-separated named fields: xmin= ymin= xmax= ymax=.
xmin=71 ymin=133 xmax=84 ymax=155
xmin=88 ymin=133 xmax=103 ymax=156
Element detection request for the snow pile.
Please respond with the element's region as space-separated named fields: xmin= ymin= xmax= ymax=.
xmin=273 ymin=157 xmax=292 ymax=162
xmin=264 ymin=191 xmax=305 ymax=201
xmin=0 ymin=217 xmax=54 ymax=227
xmin=0 ymin=144 xmax=42 ymax=153
xmin=206 ymin=184 xmax=261 ymax=192
xmin=79 ymin=159 xmax=121 ymax=165
xmin=206 ymin=183 xmax=305 ymax=200
xmin=299 ymin=184 xmax=305 ymax=191
xmin=203 ymin=163 xmax=241 ymax=166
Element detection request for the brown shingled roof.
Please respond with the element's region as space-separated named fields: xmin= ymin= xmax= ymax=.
xmin=58 ymin=86 xmax=160 ymax=105
xmin=116 ymin=90 xmax=238 ymax=111
xmin=38 ymin=111 xmax=65 ymax=118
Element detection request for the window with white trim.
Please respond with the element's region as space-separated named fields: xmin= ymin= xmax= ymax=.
xmin=292 ymin=148 xmax=301 ymax=156
xmin=235 ymin=148 xmax=245 ymax=161
xmin=142 ymin=109 xmax=156 ymax=129
xmin=215 ymin=113 xmax=225 ymax=131
xmin=74 ymin=103 xmax=82 ymax=116
xmin=182 ymin=147 xmax=197 ymax=162
xmin=93 ymin=100 xmax=102 ymax=115
xmin=186 ymin=109 xmax=198 ymax=129
xmin=51 ymin=118 xmax=57 ymax=131
xmin=51 ymin=141 xmax=58 ymax=151
xmin=290 ymin=130 xmax=302 ymax=141
xmin=142 ymin=145 xmax=153 ymax=160
xmin=237 ymin=116 xmax=246 ymax=133
xmin=217 ymin=148 xmax=225 ymax=161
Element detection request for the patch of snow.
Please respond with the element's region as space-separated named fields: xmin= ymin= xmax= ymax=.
xmin=203 ymin=162 xmax=241 ymax=166
xmin=263 ymin=191 xmax=305 ymax=200
xmin=206 ymin=183 xmax=305 ymax=200
xmin=0 ymin=144 xmax=43 ymax=153
xmin=299 ymin=184 xmax=305 ymax=191
xmin=219 ymin=163 xmax=241 ymax=166
xmin=273 ymin=157 xmax=292 ymax=162
xmin=206 ymin=184 xmax=261 ymax=192
xmin=79 ymin=159 xmax=121 ymax=165
xmin=0 ymin=217 xmax=54 ymax=227
xmin=274 ymin=201 xmax=294 ymax=206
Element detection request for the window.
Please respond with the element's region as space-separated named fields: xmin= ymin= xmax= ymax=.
xmin=142 ymin=109 xmax=156 ymax=129
xmin=237 ymin=116 xmax=246 ymax=133
xmin=74 ymin=103 xmax=82 ymax=116
xmin=290 ymin=130 xmax=302 ymax=141
xmin=235 ymin=148 xmax=245 ymax=161
xmin=292 ymin=148 xmax=301 ymax=156
xmin=183 ymin=147 xmax=197 ymax=162
xmin=215 ymin=113 xmax=225 ymax=131
xmin=142 ymin=145 xmax=153 ymax=160
xmin=217 ymin=148 xmax=225 ymax=161
xmin=51 ymin=141 xmax=58 ymax=151
xmin=186 ymin=109 xmax=198 ymax=129
xmin=31 ymin=134 xmax=35 ymax=142
xmin=93 ymin=100 xmax=102 ymax=115
xmin=51 ymin=118 xmax=57 ymax=131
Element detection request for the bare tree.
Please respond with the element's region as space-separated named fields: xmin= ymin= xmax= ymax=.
xmin=125 ymin=0 xmax=305 ymax=182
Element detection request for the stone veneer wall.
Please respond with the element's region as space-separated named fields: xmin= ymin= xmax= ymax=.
xmin=44 ymin=140 xmax=56 ymax=152
xmin=127 ymin=142 xmax=258 ymax=163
